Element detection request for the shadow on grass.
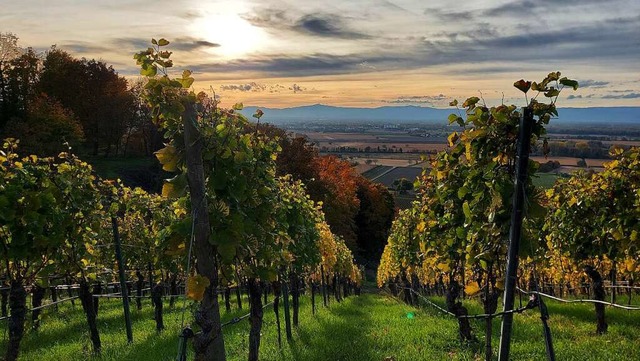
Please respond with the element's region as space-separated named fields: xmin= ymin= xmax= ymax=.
xmin=286 ymin=296 xmax=378 ymax=361
xmin=545 ymin=302 xmax=640 ymax=329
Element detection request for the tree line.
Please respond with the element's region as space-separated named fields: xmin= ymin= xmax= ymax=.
xmin=0 ymin=32 xmax=162 ymax=158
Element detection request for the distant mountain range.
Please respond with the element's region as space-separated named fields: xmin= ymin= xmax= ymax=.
xmin=240 ymin=104 xmax=640 ymax=125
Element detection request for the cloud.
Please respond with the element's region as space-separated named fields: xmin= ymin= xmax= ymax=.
xmin=290 ymin=84 xmax=305 ymax=93
xmin=579 ymin=80 xmax=609 ymax=88
xmin=486 ymin=0 xmax=612 ymax=16
xmin=220 ymin=82 xmax=266 ymax=92
xmin=243 ymin=9 xmax=370 ymax=40
xmin=294 ymin=14 xmax=371 ymax=39
xmin=383 ymin=94 xmax=449 ymax=105
xmin=166 ymin=38 xmax=220 ymax=51
xmin=601 ymin=92 xmax=640 ymax=99
xmin=569 ymin=91 xmax=640 ymax=99
xmin=425 ymin=8 xmax=475 ymax=21
xmin=219 ymin=82 xmax=309 ymax=94
xmin=112 ymin=37 xmax=219 ymax=52
xmin=188 ymin=53 xmax=402 ymax=77
xmin=60 ymin=42 xmax=112 ymax=54
xmin=177 ymin=10 xmax=201 ymax=20
xmin=182 ymin=9 xmax=640 ymax=82
xmin=419 ymin=15 xmax=640 ymax=66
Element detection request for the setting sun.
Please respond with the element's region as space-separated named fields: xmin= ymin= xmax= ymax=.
xmin=190 ymin=8 xmax=267 ymax=59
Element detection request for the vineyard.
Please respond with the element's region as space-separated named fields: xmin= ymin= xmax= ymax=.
xmin=377 ymin=73 xmax=640 ymax=360
xmin=0 ymin=39 xmax=638 ymax=361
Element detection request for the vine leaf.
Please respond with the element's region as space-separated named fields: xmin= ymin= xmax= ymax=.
xmin=513 ymin=79 xmax=532 ymax=93
xmin=187 ymin=274 xmax=210 ymax=301
xmin=464 ymin=281 xmax=481 ymax=296
xmin=155 ymin=145 xmax=180 ymax=172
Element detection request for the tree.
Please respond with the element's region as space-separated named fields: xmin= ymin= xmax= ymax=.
xmin=0 ymin=32 xmax=23 ymax=130
xmin=4 ymin=93 xmax=83 ymax=156
xmin=354 ymin=178 xmax=395 ymax=265
xmin=0 ymin=48 xmax=40 ymax=132
xmin=40 ymin=48 xmax=134 ymax=156
xmin=309 ymin=155 xmax=360 ymax=249
xmin=392 ymin=177 xmax=414 ymax=192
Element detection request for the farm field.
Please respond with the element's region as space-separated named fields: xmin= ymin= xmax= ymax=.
xmin=5 ymin=292 xmax=640 ymax=361
xmin=530 ymin=156 xmax=608 ymax=168
xmin=303 ymin=131 xmax=447 ymax=154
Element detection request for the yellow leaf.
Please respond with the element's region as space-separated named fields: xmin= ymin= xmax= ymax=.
xmin=85 ymin=244 xmax=95 ymax=256
xmin=625 ymin=259 xmax=636 ymax=273
xmin=437 ymin=263 xmax=450 ymax=273
xmin=495 ymin=280 xmax=504 ymax=291
xmin=155 ymin=145 xmax=180 ymax=172
xmin=186 ymin=274 xmax=210 ymax=301
xmin=464 ymin=281 xmax=481 ymax=296
xmin=416 ymin=221 xmax=426 ymax=233
xmin=567 ymin=196 xmax=577 ymax=207
xmin=465 ymin=142 xmax=472 ymax=160
xmin=447 ymin=132 xmax=458 ymax=147
xmin=611 ymin=229 xmax=623 ymax=241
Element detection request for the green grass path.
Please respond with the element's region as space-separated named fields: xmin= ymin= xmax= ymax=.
xmin=1 ymin=292 xmax=639 ymax=360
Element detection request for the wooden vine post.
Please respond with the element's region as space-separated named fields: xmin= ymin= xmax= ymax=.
xmin=182 ymin=102 xmax=227 ymax=361
xmin=497 ymin=107 xmax=533 ymax=361
xmin=112 ymin=216 xmax=133 ymax=344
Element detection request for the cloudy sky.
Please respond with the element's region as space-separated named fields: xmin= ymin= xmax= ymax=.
xmin=2 ymin=0 xmax=639 ymax=108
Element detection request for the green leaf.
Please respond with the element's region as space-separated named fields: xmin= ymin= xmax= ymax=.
xmin=544 ymin=88 xmax=560 ymax=97
xmin=140 ymin=63 xmax=157 ymax=77
xmin=559 ymin=77 xmax=579 ymax=90
xmin=158 ymin=38 xmax=170 ymax=46
xmin=178 ymin=77 xmax=194 ymax=89
xmin=513 ymin=79 xmax=532 ymax=93
xmin=233 ymin=103 xmax=244 ymax=110
xmin=448 ymin=114 xmax=463 ymax=125
xmin=462 ymin=97 xmax=480 ymax=109
xmin=462 ymin=201 xmax=472 ymax=221
xmin=218 ymin=243 xmax=236 ymax=263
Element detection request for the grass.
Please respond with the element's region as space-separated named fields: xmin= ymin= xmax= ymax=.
xmin=85 ymin=156 xmax=157 ymax=180
xmin=532 ymin=172 xmax=561 ymax=188
xmin=1 ymin=291 xmax=639 ymax=360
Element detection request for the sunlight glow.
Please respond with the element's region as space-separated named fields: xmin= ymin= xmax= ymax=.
xmin=190 ymin=7 xmax=267 ymax=60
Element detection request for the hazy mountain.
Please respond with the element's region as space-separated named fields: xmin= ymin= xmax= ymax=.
xmin=240 ymin=104 xmax=640 ymax=125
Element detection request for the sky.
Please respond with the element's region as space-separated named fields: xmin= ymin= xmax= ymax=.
xmin=2 ymin=0 xmax=639 ymax=108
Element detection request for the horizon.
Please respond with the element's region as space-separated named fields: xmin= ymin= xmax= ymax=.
xmin=239 ymin=103 xmax=640 ymax=110
xmin=2 ymin=0 xmax=639 ymax=108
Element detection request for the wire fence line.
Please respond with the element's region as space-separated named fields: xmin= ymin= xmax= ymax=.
xmin=221 ymin=300 xmax=276 ymax=328
xmin=516 ymin=288 xmax=640 ymax=311
xmin=399 ymin=287 xmax=536 ymax=320
xmin=385 ymin=284 xmax=640 ymax=323
xmin=0 ymin=296 xmax=80 ymax=322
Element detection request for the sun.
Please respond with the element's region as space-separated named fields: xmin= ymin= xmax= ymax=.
xmin=190 ymin=9 xmax=267 ymax=59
